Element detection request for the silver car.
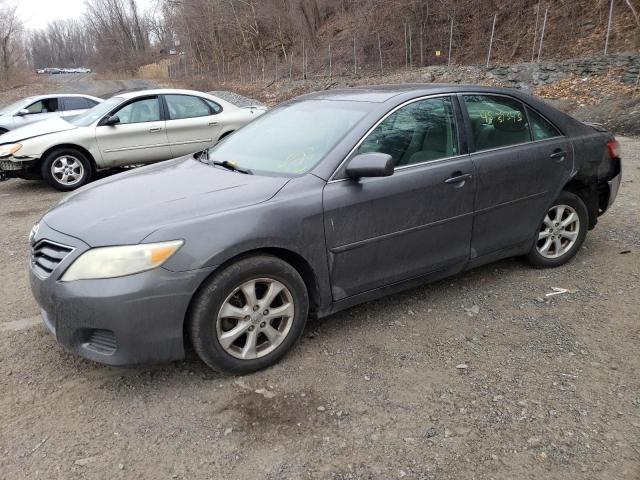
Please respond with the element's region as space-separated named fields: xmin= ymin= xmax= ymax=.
xmin=0 ymin=89 xmax=267 ymax=190
xmin=0 ymin=94 xmax=103 ymax=134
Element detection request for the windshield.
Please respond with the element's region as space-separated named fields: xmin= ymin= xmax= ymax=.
xmin=68 ymin=97 xmax=123 ymax=127
xmin=207 ymin=100 xmax=369 ymax=176
xmin=0 ymin=98 xmax=31 ymax=114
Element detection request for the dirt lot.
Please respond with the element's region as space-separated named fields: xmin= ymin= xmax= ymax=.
xmin=0 ymin=133 xmax=639 ymax=479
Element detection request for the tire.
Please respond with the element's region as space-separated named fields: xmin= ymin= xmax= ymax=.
xmin=0 ymin=128 xmax=8 ymax=136
xmin=526 ymin=191 xmax=589 ymax=268
xmin=188 ymin=255 xmax=309 ymax=374
xmin=41 ymin=147 xmax=93 ymax=191
xmin=217 ymin=131 xmax=234 ymax=142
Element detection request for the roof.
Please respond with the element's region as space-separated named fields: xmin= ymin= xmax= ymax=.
xmin=25 ymin=93 xmax=103 ymax=100
xmin=117 ymin=88 xmax=216 ymax=99
xmin=301 ymin=84 xmax=524 ymax=103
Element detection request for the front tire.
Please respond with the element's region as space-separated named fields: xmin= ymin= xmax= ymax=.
xmin=188 ymin=255 xmax=309 ymax=374
xmin=526 ymin=191 xmax=588 ymax=268
xmin=41 ymin=148 xmax=93 ymax=191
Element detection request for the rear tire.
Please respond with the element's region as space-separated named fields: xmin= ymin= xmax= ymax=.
xmin=0 ymin=128 xmax=8 ymax=136
xmin=188 ymin=255 xmax=309 ymax=374
xmin=526 ymin=191 xmax=588 ymax=268
xmin=41 ymin=147 xmax=93 ymax=191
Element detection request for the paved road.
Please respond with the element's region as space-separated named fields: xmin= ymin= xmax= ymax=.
xmin=0 ymin=139 xmax=638 ymax=479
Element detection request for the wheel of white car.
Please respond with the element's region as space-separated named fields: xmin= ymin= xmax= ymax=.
xmin=188 ymin=255 xmax=309 ymax=374
xmin=0 ymin=128 xmax=7 ymax=136
xmin=41 ymin=148 xmax=93 ymax=191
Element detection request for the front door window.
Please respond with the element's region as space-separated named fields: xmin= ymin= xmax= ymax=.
xmin=356 ymin=96 xmax=458 ymax=167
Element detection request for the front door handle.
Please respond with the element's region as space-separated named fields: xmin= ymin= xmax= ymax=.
xmin=149 ymin=127 xmax=162 ymax=133
xmin=444 ymin=173 xmax=472 ymax=185
xmin=550 ymin=150 xmax=567 ymax=161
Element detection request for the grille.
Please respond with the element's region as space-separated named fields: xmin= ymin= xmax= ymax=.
xmin=31 ymin=240 xmax=73 ymax=278
xmin=85 ymin=329 xmax=117 ymax=355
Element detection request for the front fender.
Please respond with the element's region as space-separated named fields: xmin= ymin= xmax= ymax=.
xmin=144 ymin=174 xmax=333 ymax=311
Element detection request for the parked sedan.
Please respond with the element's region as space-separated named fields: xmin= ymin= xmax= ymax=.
xmin=0 ymin=94 xmax=102 ymax=134
xmin=29 ymin=85 xmax=621 ymax=374
xmin=0 ymin=89 xmax=266 ymax=190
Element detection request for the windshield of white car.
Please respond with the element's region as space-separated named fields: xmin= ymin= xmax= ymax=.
xmin=0 ymin=98 xmax=32 ymax=114
xmin=206 ymin=100 xmax=369 ymax=176
xmin=67 ymin=97 xmax=123 ymax=127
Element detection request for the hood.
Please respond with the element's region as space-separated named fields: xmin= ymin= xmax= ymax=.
xmin=0 ymin=116 xmax=76 ymax=143
xmin=42 ymin=156 xmax=290 ymax=246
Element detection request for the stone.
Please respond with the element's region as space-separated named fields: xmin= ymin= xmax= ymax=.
xmin=74 ymin=456 xmax=100 ymax=467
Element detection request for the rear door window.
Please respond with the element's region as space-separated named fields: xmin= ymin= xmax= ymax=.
xmin=463 ymin=95 xmax=531 ymax=151
xmin=165 ymin=95 xmax=212 ymax=120
xmin=62 ymin=97 xmax=92 ymax=111
xmin=204 ymin=98 xmax=222 ymax=114
xmin=356 ymin=96 xmax=458 ymax=167
xmin=527 ymin=107 xmax=561 ymax=140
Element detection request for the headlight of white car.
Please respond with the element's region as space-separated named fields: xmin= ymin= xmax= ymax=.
xmin=0 ymin=143 xmax=22 ymax=158
xmin=60 ymin=240 xmax=184 ymax=282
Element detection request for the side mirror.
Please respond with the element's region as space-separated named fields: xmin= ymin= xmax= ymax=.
xmin=345 ymin=153 xmax=394 ymax=179
xmin=16 ymin=109 xmax=29 ymax=116
xmin=103 ymin=115 xmax=120 ymax=126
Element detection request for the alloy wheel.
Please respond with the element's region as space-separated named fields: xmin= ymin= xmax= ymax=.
xmin=216 ymin=278 xmax=295 ymax=360
xmin=51 ymin=156 xmax=84 ymax=186
xmin=536 ymin=204 xmax=580 ymax=259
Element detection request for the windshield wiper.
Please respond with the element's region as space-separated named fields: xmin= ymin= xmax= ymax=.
xmin=213 ymin=160 xmax=252 ymax=175
xmin=196 ymin=149 xmax=252 ymax=174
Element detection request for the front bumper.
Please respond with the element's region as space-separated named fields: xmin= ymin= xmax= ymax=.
xmin=0 ymin=157 xmax=39 ymax=179
xmin=29 ymin=221 xmax=214 ymax=366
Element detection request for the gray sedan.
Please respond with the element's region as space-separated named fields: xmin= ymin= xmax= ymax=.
xmin=0 ymin=94 xmax=102 ymax=134
xmin=29 ymin=85 xmax=622 ymax=374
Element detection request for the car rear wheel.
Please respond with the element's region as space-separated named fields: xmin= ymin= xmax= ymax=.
xmin=41 ymin=148 xmax=93 ymax=191
xmin=0 ymin=128 xmax=8 ymax=136
xmin=188 ymin=255 xmax=309 ymax=374
xmin=526 ymin=191 xmax=588 ymax=268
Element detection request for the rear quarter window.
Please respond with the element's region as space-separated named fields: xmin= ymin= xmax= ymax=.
xmin=527 ymin=107 xmax=562 ymax=140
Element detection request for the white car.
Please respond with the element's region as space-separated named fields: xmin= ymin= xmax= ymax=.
xmin=0 ymin=94 xmax=103 ymax=134
xmin=0 ymin=89 xmax=267 ymax=190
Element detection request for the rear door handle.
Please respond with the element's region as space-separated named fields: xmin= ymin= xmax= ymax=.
xmin=208 ymin=121 xmax=218 ymax=126
xmin=149 ymin=127 xmax=162 ymax=133
xmin=444 ymin=173 xmax=473 ymax=185
xmin=550 ymin=150 xmax=567 ymax=161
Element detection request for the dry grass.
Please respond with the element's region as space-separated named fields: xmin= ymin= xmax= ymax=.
xmin=138 ymin=59 xmax=171 ymax=80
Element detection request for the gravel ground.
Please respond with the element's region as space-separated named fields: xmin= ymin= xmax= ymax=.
xmin=207 ymin=91 xmax=266 ymax=107
xmin=0 ymin=133 xmax=638 ymax=479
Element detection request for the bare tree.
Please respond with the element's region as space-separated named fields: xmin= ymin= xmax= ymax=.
xmin=0 ymin=1 xmax=23 ymax=81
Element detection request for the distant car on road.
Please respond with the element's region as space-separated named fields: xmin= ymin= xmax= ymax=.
xmin=0 ymin=89 xmax=267 ymax=189
xmin=27 ymin=85 xmax=621 ymax=373
xmin=0 ymin=94 xmax=103 ymax=134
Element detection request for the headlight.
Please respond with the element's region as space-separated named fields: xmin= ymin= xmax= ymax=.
xmin=0 ymin=143 xmax=22 ymax=158
xmin=60 ymin=240 xmax=184 ymax=282
xmin=29 ymin=222 xmax=40 ymax=244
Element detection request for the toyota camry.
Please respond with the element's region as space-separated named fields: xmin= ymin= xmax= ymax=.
xmin=29 ymin=85 xmax=621 ymax=374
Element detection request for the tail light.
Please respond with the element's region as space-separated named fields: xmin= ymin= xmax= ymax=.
xmin=607 ymin=139 xmax=621 ymax=159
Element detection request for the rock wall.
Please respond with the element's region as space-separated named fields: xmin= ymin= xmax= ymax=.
xmin=419 ymin=53 xmax=640 ymax=90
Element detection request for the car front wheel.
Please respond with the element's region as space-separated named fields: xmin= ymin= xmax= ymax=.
xmin=526 ymin=191 xmax=588 ymax=268
xmin=41 ymin=148 xmax=93 ymax=191
xmin=188 ymin=255 xmax=309 ymax=374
